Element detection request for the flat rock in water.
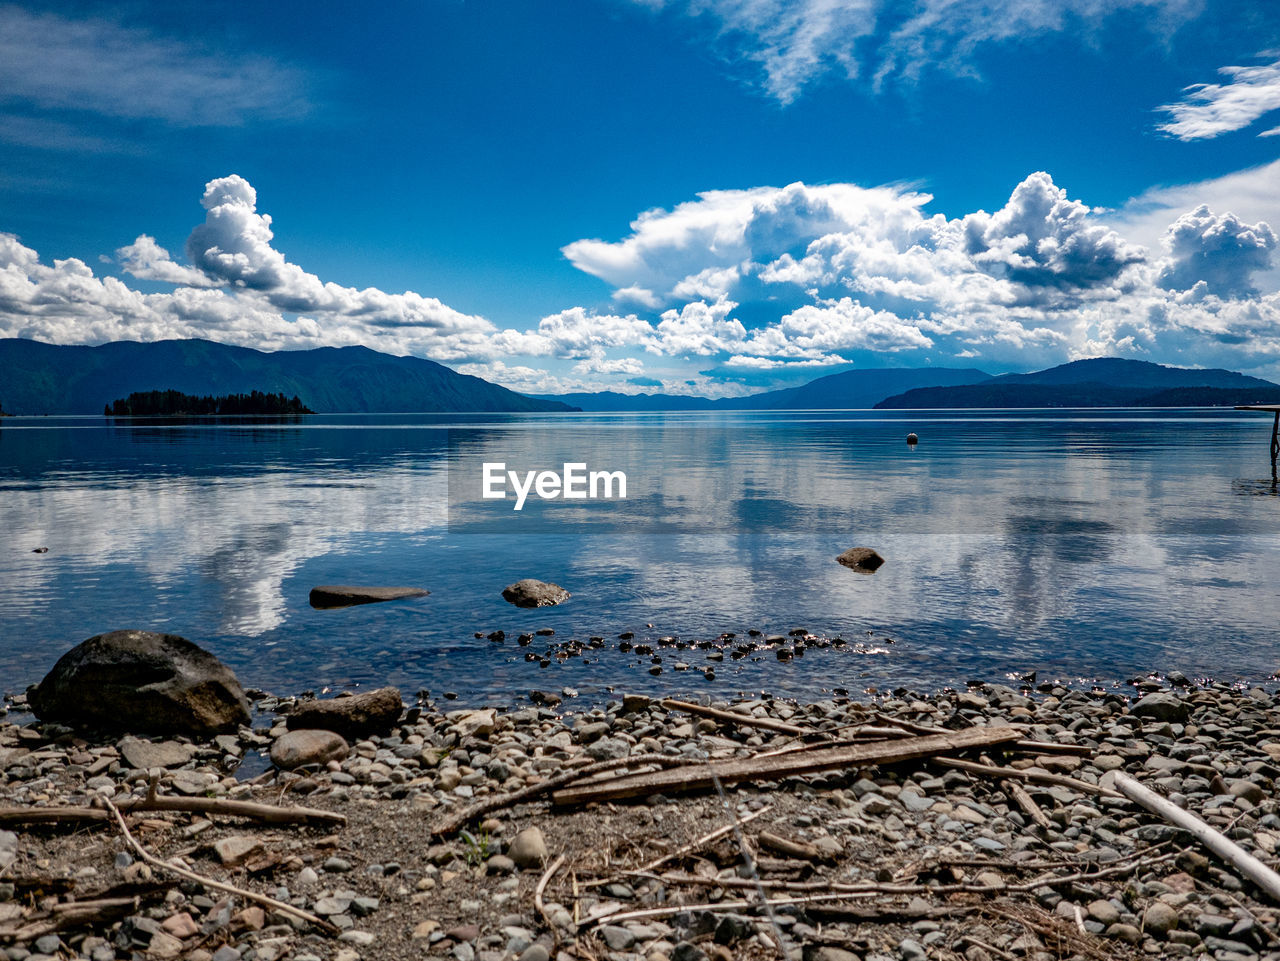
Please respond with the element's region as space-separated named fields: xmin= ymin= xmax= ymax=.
xmin=27 ymin=630 xmax=251 ymax=736
xmin=286 ymin=686 xmax=404 ymax=739
xmin=309 ymin=585 xmax=429 ymax=609
xmin=502 ymin=579 xmax=570 ymax=608
xmin=836 ymin=547 xmax=885 ymax=573
xmin=271 ymin=729 xmax=350 ymax=770
xmin=118 ymin=736 xmax=195 ymax=770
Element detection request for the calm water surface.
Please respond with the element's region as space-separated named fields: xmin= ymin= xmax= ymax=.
xmin=1 ymin=410 xmax=1278 ymax=706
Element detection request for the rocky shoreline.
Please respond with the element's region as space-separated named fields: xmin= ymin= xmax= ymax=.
xmin=1 ymin=665 xmax=1279 ymax=961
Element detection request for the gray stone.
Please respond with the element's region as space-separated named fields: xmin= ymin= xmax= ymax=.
xmin=502 ymin=579 xmax=570 ymax=608
xmin=1144 ymin=901 xmax=1179 ymax=937
xmin=812 ymin=949 xmax=861 ymax=961
xmin=509 ymin=827 xmax=548 ymax=868
xmin=0 ymin=832 xmax=16 ymax=874
xmin=309 ymin=585 xmax=428 ymax=608
xmin=214 ymin=836 xmax=263 ymax=867
xmin=1131 ymin=692 xmax=1192 ymax=723
xmin=585 ymin=737 xmax=630 ymax=760
xmin=1088 ymin=900 xmax=1120 ymax=925
xmin=1229 ymin=779 xmax=1265 ymax=804
xmin=117 ymin=737 xmax=194 ymax=769
xmin=519 ymin=947 xmax=550 ymax=961
xmin=28 ymin=630 xmax=251 ymax=736
xmin=898 ymin=938 xmax=927 ymax=961
xmin=600 ymin=925 xmax=636 ymax=950
xmin=270 ymin=729 xmax=350 ymax=770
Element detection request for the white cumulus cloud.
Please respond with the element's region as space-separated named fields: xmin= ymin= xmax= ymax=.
xmin=1156 ymin=205 xmax=1277 ymax=297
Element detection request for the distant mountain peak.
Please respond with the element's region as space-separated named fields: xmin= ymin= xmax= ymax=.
xmin=0 ymin=338 xmax=574 ymax=414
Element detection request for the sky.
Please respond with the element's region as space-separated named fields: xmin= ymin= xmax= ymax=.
xmin=1 ymin=0 xmax=1280 ymax=397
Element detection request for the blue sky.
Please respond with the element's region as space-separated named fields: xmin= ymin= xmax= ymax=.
xmin=2 ymin=1 xmax=1280 ymax=396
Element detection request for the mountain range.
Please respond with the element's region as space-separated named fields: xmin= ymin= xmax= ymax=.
xmin=873 ymin=358 xmax=1280 ymax=408
xmin=0 ymin=339 xmax=574 ymax=414
xmin=3 ymin=338 xmax=1278 ymax=414
xmin=537 ymin=367 xmax=992 ymax=411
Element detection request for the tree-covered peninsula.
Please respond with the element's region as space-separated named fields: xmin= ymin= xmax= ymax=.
xmin=104 ymin=389 xmax=313 ymax=416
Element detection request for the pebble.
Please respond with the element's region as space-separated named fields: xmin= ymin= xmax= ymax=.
xmin=508 ymin=826 xmax=549 ymax=868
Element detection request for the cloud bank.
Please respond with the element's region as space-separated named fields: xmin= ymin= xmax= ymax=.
xmin=0 ymin=5 xmax=309 ymax=128
xmin=1 ymin=168 xmax=1278 ymax=395
xmin=635 ymin=0 xmax=1203 ymax=103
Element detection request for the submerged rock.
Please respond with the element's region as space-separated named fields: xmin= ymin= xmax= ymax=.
xmin=271 ymin=729 xmax=350 ymax=770
xmin=835 ymin=547 xmax=885 ymax=573
xmin=286 ymin=686 xmax=404 ymax=739
xmin=309 ymin=585 xmax=429 ymax=609
xmin=502 ymin=579 xmax=570 ymax=608
xmin=28 ymin=630 xmax=251 ymax=736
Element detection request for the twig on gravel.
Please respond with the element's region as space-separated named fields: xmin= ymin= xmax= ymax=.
xmin=0 ymin=791 xmax=346 ymax=828
xmin=661 ymin=699 xmax=813 ymax=735
xmin=977 ymin=755 xmax=1054 ymax=830
xmin=588 ymin=804 xmax=774 ymax=885
xmin=94 ymin=795 xmax=339 ymax=936
xmin=643 ymin=848 xmax=1178 ymax=897
xmin=586 ymin=890 xmax=880 ymax=929
xmin=957 ymin=934 xmax=1017 ymax=960
xmin=931 ymin=756 xmax=1125 ymax=799
xmin=535 ymin=853 xmax=565 ymax=942
xmin=430 ymin=753 xmax=701 ymax=837
xmin=554 ymin=727 xmax=1023 ymax=806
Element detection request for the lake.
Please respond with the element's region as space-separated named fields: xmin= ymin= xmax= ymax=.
xmin=2 ymin=409 xmax=1278 ymax=707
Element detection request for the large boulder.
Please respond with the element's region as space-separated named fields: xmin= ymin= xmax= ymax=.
xmin=502 ymin=579 xmax=570 ymax=608
xmin=309 ymin=585 xmax=429 ymax=609
xmin=286 ymin=686 xmax=404 ymax=739
xmin=29 ymin=630 xmax=251 ymax=736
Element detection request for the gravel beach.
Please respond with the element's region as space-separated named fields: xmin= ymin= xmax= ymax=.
xmin=1 ymin=663 xmax=1280 ymax=961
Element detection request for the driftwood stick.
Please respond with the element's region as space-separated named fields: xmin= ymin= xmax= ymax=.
xmin=632 ymin=804 xmax=773 ymax=875
xmin=931 ymin=757 xmax=1124 ymax=799
xmin=1004 ymin=777 xmax=1053 ymax=829
xmin=431 ymin=754 xmax=700 ymax=837
xmin=647 ymin=849 xmax=1178 ymax=897
xmin=976 ymin=755 xmax=1054 ymax=830
xmin=554 ymin=727 xmax=1023 ymax=806
xmin=0 ymin=897 xmax=140 ymax=943
xmin=868 ymin=713 xmax=1088 ymax=756
xmin=1114 ymin=771 xmax=1280 ymax=903
xmin=588 ymin=890 xmax=877 ymax=928
xmin=758 ymin=831 xmax=828 ymax=863
xmin=116 ymin=795 xmax=346 ymax=825
xmin=535 ymin=853 xmax=565 ymax=934
xmin=0 ymin=796 xmax=345 ymax=828
xmin=661 ymin=699 xmax=813 ymax=736
xmin=96 ymin=796 xmax=339 ymax=935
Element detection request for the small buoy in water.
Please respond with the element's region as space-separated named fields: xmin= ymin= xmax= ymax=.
xmin=906 ymin=432 xmax=919 ymax=445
